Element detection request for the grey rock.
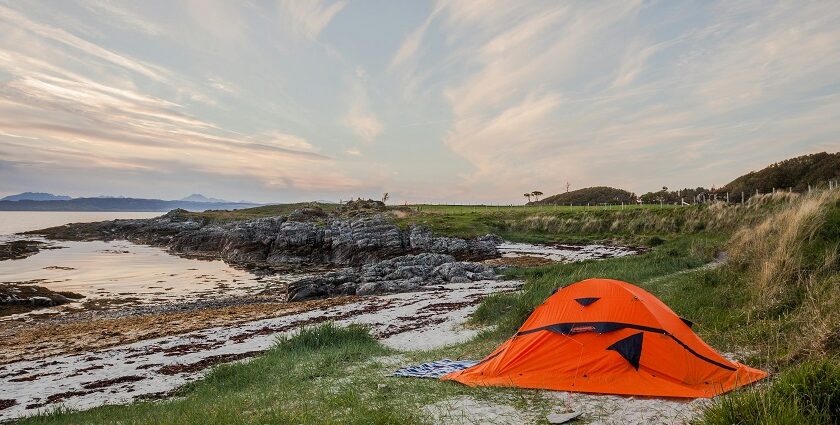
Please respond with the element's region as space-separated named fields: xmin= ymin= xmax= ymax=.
xmin=28 ymin=296 xmax=57 ymax=306
xmin=408 ymin=227 xmax=498 ymax=261
xmin=286 ymin=253 xmax=498 ymax=301
xmin=547 ymin=411 xmax=581 ymax=424
xmin=285 ymin=268 xmax=357 ymax=302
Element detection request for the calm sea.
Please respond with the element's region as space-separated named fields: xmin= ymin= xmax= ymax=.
xmin=0 ymin=211 xmax=162 ymax=235
xmin=0 ymin=211 xmax=284 ymax=317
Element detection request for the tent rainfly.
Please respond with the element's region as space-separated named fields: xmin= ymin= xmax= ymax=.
xmin=443 ymin=278 xmax=767 ymax=398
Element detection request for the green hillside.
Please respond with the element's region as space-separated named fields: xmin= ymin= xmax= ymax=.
xmin=721 ymin=152 xmax=840 ymax=195
xmin=533 ymin=186 xmax=635 ymax=205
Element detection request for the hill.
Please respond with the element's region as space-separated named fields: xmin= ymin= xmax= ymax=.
xmin=721 ymin=152 xmax=840 ymax=195
xmin=180 ymin=194 xmax=230 ymax=203
xmin=1 ymin=192 xmax=72 ymax=201
xmin=533 ymin=186 xmax=636 ymax=205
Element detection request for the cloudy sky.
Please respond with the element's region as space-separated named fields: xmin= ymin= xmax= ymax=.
xmin=0 ymin=1 xmax=838 ymax=203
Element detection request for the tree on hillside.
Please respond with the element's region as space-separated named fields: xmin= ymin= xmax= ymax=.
xmin=640 ymin=187 xmax=708 ymax=204
xmin=524 ymin=193 xmax=532 ymax=203
xmin=720 ymin=152 xmax=840 ymax=197
xmin=531 ymin=191 xmax=543 ymax=202
xmin=382 ymin=192 xmax=389 ymax=203
xmin=538 ymin=187 xmax=635 ymax=205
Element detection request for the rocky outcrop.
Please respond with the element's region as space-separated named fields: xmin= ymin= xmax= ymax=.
xmin=286 ymin=253 xmax=498 ymax=301
xmin=27 ymin=210 xmax=501 ymax=270
xmin=0 ymin=240 xmax=60 ymax=261
xmin=408 ymin=227 xmax=501 ymax=261
xmin=1 ymin=283 xmax=84 ymax=316
xmin=25 ymin=208 xmax=502 ymax=302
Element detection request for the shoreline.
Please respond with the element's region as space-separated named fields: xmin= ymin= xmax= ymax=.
xmin=0 ymin=279 xmax=521 ymax=420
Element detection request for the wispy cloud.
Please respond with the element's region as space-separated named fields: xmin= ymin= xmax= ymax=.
xmin=79 ymin=0 xmax=166 ymax=36
xmin=0 ymin=4 xmax=168 ymax=82
xmin=278 ymin=0 xmax=346 ymax=40
xmin=0 ymin=3 xmax=359 ymax=198
xmin=207 ymin=74 xmax=238 ymax=95
xmin=1 ymin=1 xmax=838 ymax=202
xmin=182 ymin=0 xmax=248 ymax=42
xmin=397 ymin=0 xmax=840 ymax=199
xmin=342 ymin=68 xmax=383 ymax=144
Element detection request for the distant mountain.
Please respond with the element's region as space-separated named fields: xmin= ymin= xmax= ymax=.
xmin=1 ymin=192 xmax=73 ymax=202
xmin=180 ymin=194 xmax=229 ymax=203
xmin=532 ymin=186 xmax=636 ymax=205
xmin=0 ymin=197 xmax=260 ymax=212
xmin=721 ymin=152 xmax=840 ymax=195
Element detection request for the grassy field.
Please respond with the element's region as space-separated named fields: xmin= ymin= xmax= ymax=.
xmin=17 ymin=191 xmax=840 ymax=424
xmin=173 ymin=202 xmax=341 ymax=222
xmin=182 ymin=195 xmax=796 ymax=246
xmin=391 ymin=204 xmax=685 ymax=243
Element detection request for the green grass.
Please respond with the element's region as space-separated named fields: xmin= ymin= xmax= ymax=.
xmin=176 ymin=202 xmax=340 ymax=223
xmin=395 ymin=197 xmax=797 ymax=244
xmin=176 ymin=197 xmax=793 ymax=246
xmin=391 ymin=203 xmax=688 ymax=243
xmin=179 ymin=199 xmax=689 ymax=242
xmin=472 ymin=235 xmax=724 ymax=336
xmin=697 ymin=359 xmax=840 ymax=425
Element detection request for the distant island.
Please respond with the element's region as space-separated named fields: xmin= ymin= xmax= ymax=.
xmin=179 ymin=194 xmax=231 ymax=203
xmin=0 ymin=193 xmax=260 ymax=212
xmin=1 ymin=192 xmax=73 ymax=202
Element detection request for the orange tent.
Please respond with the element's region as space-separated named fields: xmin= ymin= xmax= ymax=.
xmin=443 ymin=278 xmax=766 ymax=398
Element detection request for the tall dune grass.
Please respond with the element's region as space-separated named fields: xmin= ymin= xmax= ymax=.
xmin=509 ymin=193 xmax=805 ymax=239
xmin=725 ymin=191 xmax=840 ymax=360
xmin=693 ymin=191 xmax=840 ymax=424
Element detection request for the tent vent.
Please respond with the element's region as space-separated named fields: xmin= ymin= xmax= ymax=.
xmin=574 ymin=297 xmax=600 ymax=307
xmin=607 ymin=332 xmax=644 ymax=370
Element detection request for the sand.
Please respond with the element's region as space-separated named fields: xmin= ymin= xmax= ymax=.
xmin=0 ymin=280 xmax=521 ymax=420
